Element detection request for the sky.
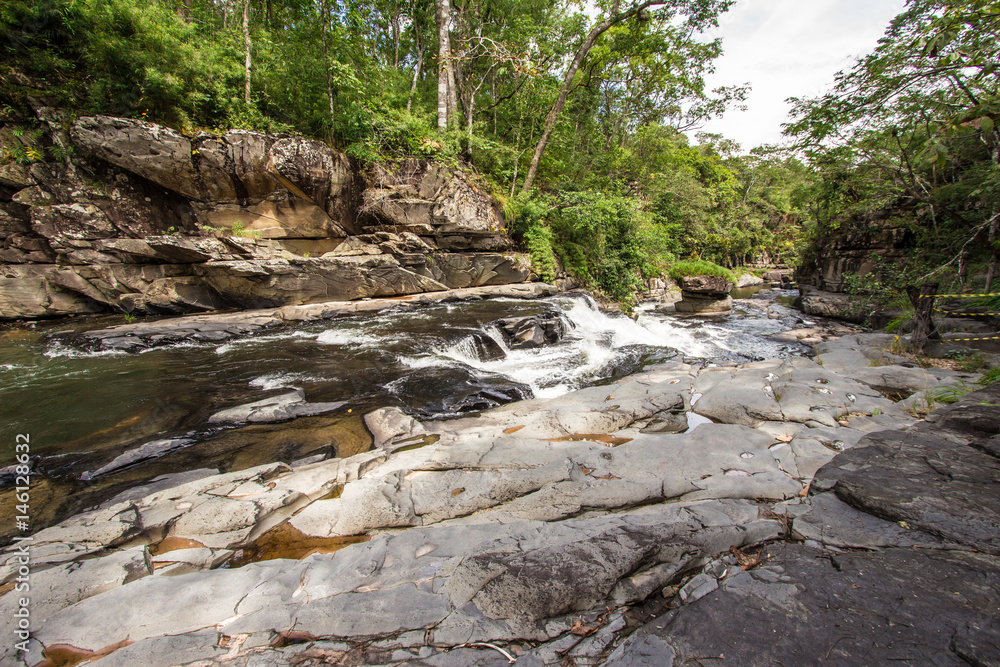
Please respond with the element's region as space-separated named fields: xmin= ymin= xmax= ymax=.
xmin=695 ymin=0 xmax=908 ymax=151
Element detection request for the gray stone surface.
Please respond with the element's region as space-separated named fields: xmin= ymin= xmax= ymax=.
xmin=4 ymin=332 xmax=996 ymax=666
xmin=608 ymin=545 xmax=1000 ymax=666
xmin=207 ymin=389 xmax=346 ymax=424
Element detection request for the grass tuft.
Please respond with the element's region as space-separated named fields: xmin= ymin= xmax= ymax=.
xmin=668 ymin=260 xmax=736 ymax=283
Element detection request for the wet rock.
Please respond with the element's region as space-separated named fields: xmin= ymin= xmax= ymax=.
xmin=466 ymin=330 xmax=506 ymax=361
xmin=83 ymin=436 xmax=196 ymax=480
xmin=496 ymin=312 xmax=566 ymax=349
xmin=208 ymin=389 xmax=346 ymax=425
xmin=83 ymin=309 xmax=284 ymax=350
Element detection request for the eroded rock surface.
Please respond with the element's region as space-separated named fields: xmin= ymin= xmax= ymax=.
xmin=2 ymin=114 xmax=533 ymax=319
xmin=1 ymin=333 xmax=995 ymax=666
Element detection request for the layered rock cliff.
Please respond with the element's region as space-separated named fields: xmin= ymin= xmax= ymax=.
xmin=0 ymin=112 xmax=530 ymax=319
xmin=796 ymin=211 xmax=914 ymax=293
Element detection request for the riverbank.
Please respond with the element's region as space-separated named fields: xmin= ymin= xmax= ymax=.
xmin=2 ymin=323 xmax=996 ymax=665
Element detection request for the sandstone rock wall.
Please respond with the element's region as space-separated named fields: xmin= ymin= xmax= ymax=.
xmin=0 ymin=112 xmax=528 ymax=319
xmin=797 ymin=212 xmax=914 ymax=292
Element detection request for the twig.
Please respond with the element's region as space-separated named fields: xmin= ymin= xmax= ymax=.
xmin=457 ymin=642 xmax=517 ymax=663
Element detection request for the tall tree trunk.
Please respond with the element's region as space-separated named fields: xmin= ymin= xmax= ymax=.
xmin=521 ymin=0 xmax=660 ymax=193
xmin=407 ymin=35 xmax=423 ymax=114
xmin=392 ymin=10 xmax=401 ymax=68
xmin=321 ymin=0 xmax=335 ymax=134
xmin=243 ymin=0 xmax=252 ymax=105
xmin=265 ymin=0 xmax=272 ymax=27
xmin=435 ymin=0 xmax=455 ymax=130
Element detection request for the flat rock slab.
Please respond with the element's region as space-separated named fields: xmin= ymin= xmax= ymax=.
xmin=813 ymin=427 xmax=1000 ymax=555
xmin=608 ymin=544 xmax=1000 ymax=666
xmin=207 ymin=389 xmax=346 ymax=424
xmin=24 ymin=500 xmax=780 ymax=662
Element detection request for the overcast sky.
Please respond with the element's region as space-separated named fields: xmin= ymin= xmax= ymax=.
xmin=694 ymin=0 xmax=908 ymax=151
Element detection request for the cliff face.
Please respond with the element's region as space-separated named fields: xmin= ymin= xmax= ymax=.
xmin=797 ymin=212 xmax=914 ymax=293
xmin=0 ymin=112 xmax=529 ymax=319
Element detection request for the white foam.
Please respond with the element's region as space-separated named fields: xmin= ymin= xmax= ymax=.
xmin=249 ymin=372 xmax=325 ymax=391
xmin=43 ymin=341 xmax=127 ymax=359
xmin=316 ymin=329 xmax=382 ymax=347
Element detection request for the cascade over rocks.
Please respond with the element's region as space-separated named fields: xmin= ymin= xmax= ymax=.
xmin=0 ymin=113 xmax=530 ymax=319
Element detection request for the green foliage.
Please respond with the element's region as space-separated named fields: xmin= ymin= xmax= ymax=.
xmin=978 ymin=367 xmax=1000 ymax=387
xmin=668 ymin=259 xmax=736 ymax=282
xmin=787 ymin=1 xmax=1000 ymax=284
xmin=929 ymin=380 xmax=976 ymax=404
xmin=229 ymin=220 xmax=262 ymax=240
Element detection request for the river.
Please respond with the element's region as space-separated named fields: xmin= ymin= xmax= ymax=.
xmin=0 ymin=287 xmax=808 ymax=540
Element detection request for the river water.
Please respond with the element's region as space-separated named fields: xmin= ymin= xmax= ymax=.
xmin=0 ymin=288 xmax=808 ymax=539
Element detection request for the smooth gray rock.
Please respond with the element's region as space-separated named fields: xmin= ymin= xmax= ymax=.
xmin=30 ymin=500 xmax=780 ymax=659
xmin=83 ymin=436 xmax=196 ymax=479
xmin=608 ymin=544 xmax=1000 ymax=666
xmin=207 ymin=389 xmax=345 ymax=424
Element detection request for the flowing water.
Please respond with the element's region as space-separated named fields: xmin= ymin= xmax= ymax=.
xmin=0 ymin=288 xmax=808 ymax=539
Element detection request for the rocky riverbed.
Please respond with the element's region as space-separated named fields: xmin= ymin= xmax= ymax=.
xmin=2 ymin=319 xmax=997 ymax=666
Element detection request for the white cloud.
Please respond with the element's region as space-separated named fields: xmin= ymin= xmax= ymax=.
xmin=693 ymin=0 xmax=907 ymax=151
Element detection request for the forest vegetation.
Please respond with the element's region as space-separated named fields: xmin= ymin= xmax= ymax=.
xmin=0 ymin=0 xmax=997 ymax=307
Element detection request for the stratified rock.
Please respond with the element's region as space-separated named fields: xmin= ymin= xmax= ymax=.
xmin=674 ymin=295 xmax=733 ymax=315
xmin=24 ymin=500 xmax=780 ymax=662
xmin=813 ymin=425 xmax=1000 ymax=555
xmin=677 ymin=275 xmax=734 ymax=296
xmin=361 ymin=160 xmax=511 ymax=249
xmin=674 ymin=275 xmax=735 ymax=316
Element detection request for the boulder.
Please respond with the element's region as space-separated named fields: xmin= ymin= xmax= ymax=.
xmin=797 ymin=285 xmax=864 ymax=322
xmin=736 ymin=272 xmax=765 ymax=288
xmin=677 ymin=274 xmax=733 ymax=296
xmin=495 ymin=312 xmax=567 ymax=349
xmin=208 ymin=390 xmax=346 ymax=425
xmin=674 ymin=274 xmax=735 ymax=316
xmin=674 ymin=295 xmax=733 ymax=316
